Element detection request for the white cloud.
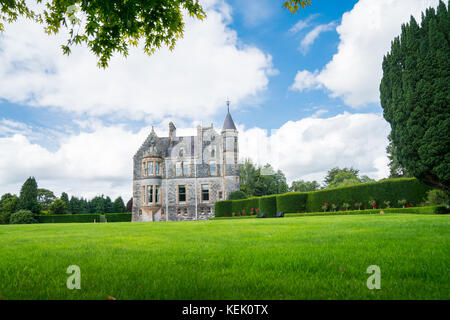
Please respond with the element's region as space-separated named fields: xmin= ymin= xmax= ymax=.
xmin=0 ymin=0 xmax=275 ymax=121
xmin=0 ymin=112 xmax=390 ymax=198
xmin=239 ymin=112 xmax=391 ymax=184
xmin=289 ymin=14 xmax=320 ymax=33
xmin=291 ymin=0 xmax=441 ymax=107
xmin=0 ymin=124 xmax=148 ymax=200
xmin=290 ymin=70 xmax=322 ymax=91
xmin=299 ymin=22 xmax=336 ymax=55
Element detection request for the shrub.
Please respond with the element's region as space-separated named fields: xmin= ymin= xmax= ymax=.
xmin=398 ymin=199 xmax=407 ymax=208
xmin=36 ymin=214 xmax=101 ymax=223
xmin=342 ymin=203 xmax=350 ymax=211
xmin=104 ymin=213 xmax=132 ymax=222
xmin=49 ymin=199 xmax=68 ymax=215
xmin=259 ymin=195 xmax=277 ymax=217
xmin=231 ymin=197 xmax=260 ymax=215
xmin=368 ymin=200 xmax=378 ymax=209
xmin=227 ymin=190 xmax=247 ymax=200
xmin=276 ymin=192 xmax=307 ymax=213
xmin=384 ymin=200 xmax=391 ymax=208
xmin=426 ymin=189 xmax=449 ymax=206
xmin=10 ymin=210 xmax=37 ymax=224
xmin=214 ymin=200 xmax=233 ymax=217
xmin=305 ymin=178 xmax=430 ymax=212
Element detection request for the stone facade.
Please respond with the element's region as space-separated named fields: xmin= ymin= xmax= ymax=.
xmin=132 ymin=110 xmax=239 ymax=222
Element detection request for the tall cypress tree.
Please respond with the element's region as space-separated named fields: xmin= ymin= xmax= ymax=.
xmin=380 ymin=1 xmax=450 ymax=195
xmin=18 ymin=177 xmax=40 ymax=214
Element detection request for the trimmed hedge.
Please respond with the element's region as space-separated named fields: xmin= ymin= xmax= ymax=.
xmin=37 ymin=214 xmax=101 ymax=223
xmin=105 ymin=213 xmax=132 ymax=222
xmin=305 ymin=178 xmax=431 ymax=212
xmin=276 ymin=192 xmax=308 ymax=213
xmin=259 ymin=195 xmax=277 ymax=217
xmin=214 ymin=178 xmax=432 ymax=217
xmin=284 ymin=205 xmax=445 ymax=217
xmin=215 ymin=200 xmax=233 ymax=217
xmin=231 ymin=197 xmax=260 ymax=216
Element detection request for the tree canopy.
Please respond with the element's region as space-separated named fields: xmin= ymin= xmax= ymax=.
xmin=239 ymin=159 xmax=289 ymax=197
xmin=290 ymin=179 xmax=320 ymax=192
xmin=380 ymin=1 xmax=450 ymax=195
xmin=0 ymin=0 xmax=310 ymax=68
xmin=18 ymin=177 xmax=40 ymax=214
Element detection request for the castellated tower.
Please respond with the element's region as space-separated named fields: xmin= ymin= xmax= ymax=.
xmin=131 ymin=102 xmax=240 ymax=222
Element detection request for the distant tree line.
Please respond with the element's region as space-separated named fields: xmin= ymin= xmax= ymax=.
xmin=232 ymin=159 xmax=377 ymax=200
xmin=0 ymin=177 xmax=132 ymax=224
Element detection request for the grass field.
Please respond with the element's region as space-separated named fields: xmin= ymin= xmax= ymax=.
xmin=0 ymin=214 xmax=448 ymax=300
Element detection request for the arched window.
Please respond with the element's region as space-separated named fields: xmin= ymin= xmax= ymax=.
xmin=179 ymin=147 xmax=184 ymax=157
xmin=211 ymin=147 xmax=215 ymax=158
xmin=139 ymin=210 xmax=142 ymax=216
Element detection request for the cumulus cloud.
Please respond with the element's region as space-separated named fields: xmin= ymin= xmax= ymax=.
xmin=239 ymin=112 xmax=391 ymax=184
xmin=0 ymin=124 xmax=148 ymax=199
xmin=291 ymin=0 xmax=441 ymax=107
xmin=0 ymin=0 xmax=275 ymax=121
xmin=290 ymin=70 xmax=322 ymax=91
xmin=0 ymin=113 xmax=390 ymax=198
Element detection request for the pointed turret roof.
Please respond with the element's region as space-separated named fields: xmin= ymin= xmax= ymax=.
xmin=222 ymin=101 xmax=236 ymax=130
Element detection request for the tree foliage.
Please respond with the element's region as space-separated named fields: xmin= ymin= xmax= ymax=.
xmin=10 ymin=209 xmax=37 ymax=224
xmin=283 ymin=0 xmax=312 ymax=14
xmin=239 ymin=159 xmax=289 ymax=197
xmin=113 ymin=196 xmax=126 ymax=213
xmin=227 ymin=190 xmax=247 ymax=200
xmin=380 ymin=1 xmax=450 ymax=195
xmin=126 ymin=198 xmax=133 ymax=213
xmin=324 ymin=167 xmax=360 ymax=187
xmin=37 ymin=188 xmax=56 ymax=210
xmin=18 ymin=177 xmax=40 ymax=214
xmin=386 ymin=133 xmax=409 ymax=178
xmin=49 ymin=198 xmax=68 ymax=215
xmin=0 ymin=0 xmax=206 ymax=68
xmin=290 ymin=179 xmax=320 ymax=192
xmin=0 ymin=1 xmax=310 ymax=68
xmin=0 ymin=193 xmax=19 ymax=224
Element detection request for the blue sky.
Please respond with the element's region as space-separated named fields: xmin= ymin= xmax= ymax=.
xmin=0 ymin=0 xmax=442 ymax=199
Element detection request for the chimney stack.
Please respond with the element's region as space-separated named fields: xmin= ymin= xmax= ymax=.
xmin=169 ymin=122 xmax=176 ymax=146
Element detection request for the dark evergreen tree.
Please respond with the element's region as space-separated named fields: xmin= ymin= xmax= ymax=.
xmin=113 ymin=197 xmax=126 ymax=213
xmin=380 ymin=1 xmax=450 ymax=195
xmin=60 ymin=192 xmax=69 ymax=207
xmin=105 ymin=196 xmax=114 ymax=213
xmin=68 ymin=196 xmax=80 ymax=214
xmin=126 ymin=198 xmax=133 ymax=213
xmin=18 ymin=177 xmax=40 ymax=214
xmin=386 ymin=133 xmax=409 ymax=178
xmin=91 ymin=196 xmax=105 ymax=214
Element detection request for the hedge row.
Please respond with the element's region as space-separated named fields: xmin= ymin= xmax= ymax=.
xmin=105 ymin=213 xmax=132 ymax=222
xmin=37 ymin=214 xmax=101 ymax=223
xmin=284 ymin=205 xmax=446 ymax=217
xmin=305 ymin=178 xmax=431 ymax=212
xmin=215 ymin=178 xmax=432 ymax=217
xmin=214 ymin=206 xmax=447 ymax=219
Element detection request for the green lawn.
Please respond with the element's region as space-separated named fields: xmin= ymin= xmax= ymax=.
xmin=0 ymin=214 xmax=448 ymax=299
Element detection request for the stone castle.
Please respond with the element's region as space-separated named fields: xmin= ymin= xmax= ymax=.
xmin=132 ymin=106 xmax=239 ymax=221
